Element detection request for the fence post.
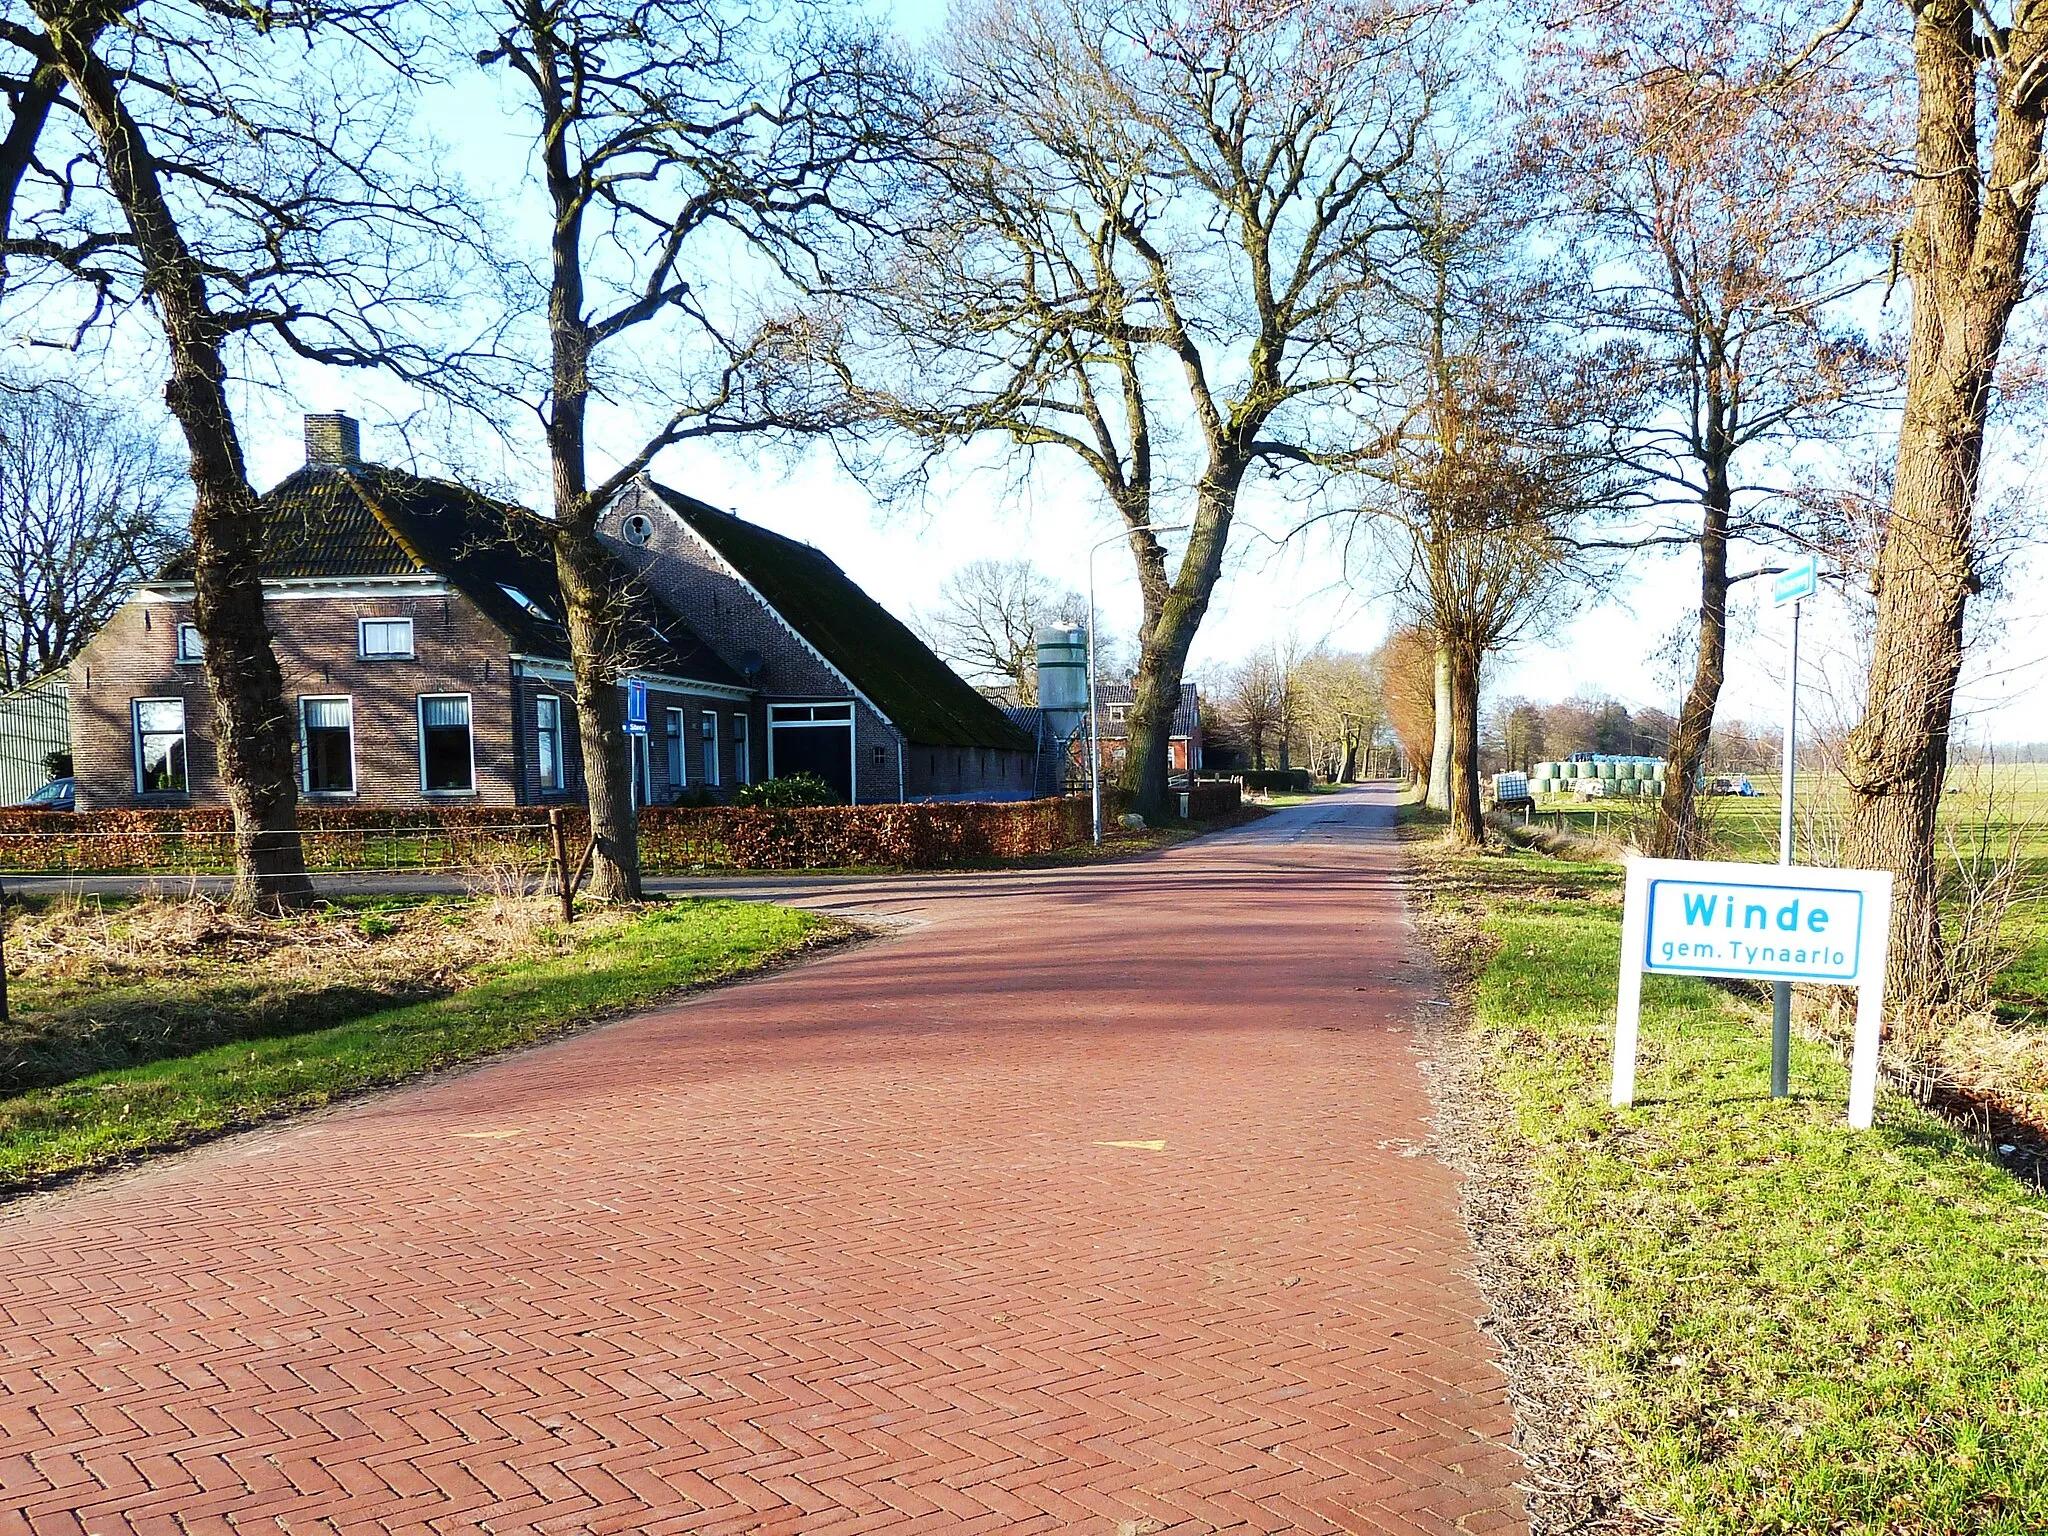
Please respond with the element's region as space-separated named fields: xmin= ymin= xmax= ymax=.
xmin=549 ymin=808 xmax=574 ymax=925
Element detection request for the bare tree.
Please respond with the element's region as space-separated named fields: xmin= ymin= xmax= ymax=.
xmin=796 ymin=0 xmax=1447 ymax=818
xmin=1224 ymin=649 xmax=1285 ymax=770
xmin=1840 ymin=0 xmax=2048 ymax=1007
xmin=1298 ymin=650 xmax=1382 ymax=781
xmin=1524 ymin=0 xmax=1898 ymax=859
xmin=0 ymin=378 xmax=184 ymax=689
xmin=472 ymin=0 xmax=904 ymax=899
xmin=916 ymin=558 xmax=1085 ymax=703
xmin=0 ymin=0 xmax=475 ymax=908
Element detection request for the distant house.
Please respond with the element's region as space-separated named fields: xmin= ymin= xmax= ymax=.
xmin=69 ymin=415 xmax=1037 ymax=810
xmin=1091 ymin=682 xmax=1204 ymax=777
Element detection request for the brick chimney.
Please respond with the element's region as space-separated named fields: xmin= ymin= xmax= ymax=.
xmin=304 ymin=412 xmax=360 ymax=466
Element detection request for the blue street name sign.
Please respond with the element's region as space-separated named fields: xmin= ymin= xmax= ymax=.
xmin=1772 ymin=556 xmax=1817 ymax=607
xmin=625 ymin=677 xmax=648 ymax=736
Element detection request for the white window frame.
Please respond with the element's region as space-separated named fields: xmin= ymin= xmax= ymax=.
xmin=359 ymin=616 xmax=416 ymax=660
xmin=664 ymin=707 xmax=686 ymax=791
xmin=765 ymin=700 xmax=857 ymax=805
xmin=174 ymin=622 xmax=205 ymax=665
xmin=417 ymin=692 xmax=477 ymax=795
xmin=732 ymin=714 xmax=749 ymax=785
xmin=700 ymin=710 xmax=719 ymax=787
xmin=299 ymin=695 xmax=357 ymax=796
xmin=132 ymin=697 xmax=189 ymax=796
xmin=536 ymin=693 xmax=565 ymax=793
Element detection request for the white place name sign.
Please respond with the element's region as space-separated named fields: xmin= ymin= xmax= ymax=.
xmin=1613 ymin=857 xmax=1893 ymax=1128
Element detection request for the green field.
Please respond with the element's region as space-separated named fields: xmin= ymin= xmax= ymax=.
xmin=1516 ymin=764 xmax=2048 ymax=1029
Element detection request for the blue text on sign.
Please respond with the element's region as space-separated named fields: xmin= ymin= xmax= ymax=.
xmin=1644 ymin=878 xmax=1863 ymax=982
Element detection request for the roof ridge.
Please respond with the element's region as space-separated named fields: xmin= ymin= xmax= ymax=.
xmin=339 ymin=469 xmax=434 ymax=574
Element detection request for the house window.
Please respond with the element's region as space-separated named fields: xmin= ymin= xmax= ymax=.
xmin=360 ymin=617 xmax=415 ymax=659
xmin=701 ymin=710 xmax=719 ymax=786
xmin=665 ymin=708 xmax=685 ymax=789
xmin=175 ymin=623 xmax=204 ymax=664
xmin=732 ymin=715 xmax=750 ymax=784
xmin=133 ymin=698 xmax=188 ymax=795
xmin=536 ymin=695 xmax=564 ymax=792
xmin=418 ymin=694 xmax=474 ymax=793
xmin=622 ymin=512 xmax=654 ymax=546
xmin=300 ymin=697 xmax=355 ymax=794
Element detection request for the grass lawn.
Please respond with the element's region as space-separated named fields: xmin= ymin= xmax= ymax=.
xmin=0 ymin=895 xmax=828 ymax=1194
xmin=1410 ymin=832 xmax=2048 ymax=1533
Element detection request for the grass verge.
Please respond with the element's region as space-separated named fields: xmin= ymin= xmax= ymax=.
xmin=0 ymin=898 xmax=829 ymax=1196
xmin=1409 ymin=837 xmax=2048 ymax=1534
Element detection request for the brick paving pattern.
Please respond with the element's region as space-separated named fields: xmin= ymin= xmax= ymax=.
xmin=0 ymin=789 xmax=1525 ymax=1534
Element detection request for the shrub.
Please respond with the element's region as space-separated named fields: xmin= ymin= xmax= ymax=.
xmin=0 ymin=797 xmax=1097 ymax=874
xmin=733 ymin=773 xmax=839 ymax=809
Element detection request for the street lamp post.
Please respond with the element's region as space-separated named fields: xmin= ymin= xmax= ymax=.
xmin=1086 ymin=524 xmax=1191 ymax=845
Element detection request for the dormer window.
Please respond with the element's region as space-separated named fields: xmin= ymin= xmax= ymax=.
xmin=498 ymin=584 xmax=549 ymax=619
xmin=175 ymin=623 xmax=204 ymax=664
xmin=359 ymin=617 xmax=415 ymax=659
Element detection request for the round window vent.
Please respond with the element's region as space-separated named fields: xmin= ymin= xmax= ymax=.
xmin=622 ymin=513 xmax=654 ymax=547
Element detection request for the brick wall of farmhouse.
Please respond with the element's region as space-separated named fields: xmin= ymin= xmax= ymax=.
xmin=601 ymin=484 xmax=904 ymax=804
xmin=69 ymin=589 xmax=524 ymax=810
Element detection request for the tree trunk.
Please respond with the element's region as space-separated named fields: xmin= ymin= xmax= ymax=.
xmin=1649 ymin=476 xmax=1731 ymax=861
xmin=1841 ymin=0 xmax=2043 ymax=1007
xmin=1122 ymin=479 xmax=1237 ymax=819
xmin=1426 ymin=642 xmax=1452 ymax=811
xmin=556 ymin=525 xmax=643 ymax=901
xmin=39 ymin=6 xmax=310 ymax=910
xmin=1446 ymin=644 xmax=1484 ymax=845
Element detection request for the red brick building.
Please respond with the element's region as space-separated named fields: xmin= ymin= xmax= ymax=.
xmin=71 ymin=418 xmax=1035 ymax=810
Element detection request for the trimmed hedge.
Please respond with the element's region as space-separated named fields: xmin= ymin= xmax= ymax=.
xmin=1186 ymin=781 xmax=1242 ymax=819
xmin=1227 ymin=769 xmax=1314 ymax=794
xmin=0 ymin=799 xmax=1095 ymax=875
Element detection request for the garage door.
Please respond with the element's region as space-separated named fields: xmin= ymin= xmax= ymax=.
xmin=768 ymin=703 xmax=855 ymax=803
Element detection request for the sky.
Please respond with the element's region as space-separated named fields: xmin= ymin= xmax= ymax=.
xmin=76 ymin=0 xmax=2048 ymax=746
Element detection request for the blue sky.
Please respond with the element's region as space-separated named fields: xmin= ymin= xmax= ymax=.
xmin=146 ymin=0 xmax=2048 ymax=744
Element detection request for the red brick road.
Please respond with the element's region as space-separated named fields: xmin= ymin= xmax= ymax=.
xmin=0 ymin=787 xmax=1524 ymax=1535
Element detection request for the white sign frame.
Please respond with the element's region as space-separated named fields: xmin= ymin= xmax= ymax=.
xmin=1612 ymin=856 xmax=1893 ymax=1128
xmin=1772 ymin=557 xmax=1818 ymax=607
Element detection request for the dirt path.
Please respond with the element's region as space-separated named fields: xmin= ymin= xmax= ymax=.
xmin=0 ymin=787 xmax=1525 ymax=1535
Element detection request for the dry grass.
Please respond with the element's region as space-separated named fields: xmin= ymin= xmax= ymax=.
xmin=1 ymin=892 xmax=629 ymax=1096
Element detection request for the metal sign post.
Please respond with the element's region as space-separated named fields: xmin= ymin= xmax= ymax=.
xmin=1767 ymin=556 xmax=1816 ymax=1097
xmin=1612 ymin=856 xmax=1892 ymax=1128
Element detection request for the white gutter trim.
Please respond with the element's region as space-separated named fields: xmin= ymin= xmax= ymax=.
xmin=509 ymin=653 xmax=753 ymax=702
xmin=135 ymin=574 xmax=452 ymax=603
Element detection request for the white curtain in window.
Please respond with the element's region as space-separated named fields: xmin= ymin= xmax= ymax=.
xmin=421 ymin=696 xmax=471 ymax=728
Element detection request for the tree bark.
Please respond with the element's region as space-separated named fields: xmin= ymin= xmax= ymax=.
xmin=1841 ymin=0 xmax=2044 ymax=1006
xmin=1649 ymin=472 xmax=1731 ymax=860
xmin=534 ymin=18 xmax=641 ymax=903
xmin=1426 ymin=643 xmax=1453 ymax=811
xmin=1122 ymin=482 xmax=1236 ymax=819
xmin=1445 ymin=643 xmax=1484 ymax=846
xmin=36 ymin=4 xmax=310 ymax=910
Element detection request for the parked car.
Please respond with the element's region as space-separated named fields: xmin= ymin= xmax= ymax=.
xmin=17 ymin=776 xmax=73 ymax=810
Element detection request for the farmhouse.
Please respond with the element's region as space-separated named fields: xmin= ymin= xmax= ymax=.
xmin=69 ymin=415 xmax=1035 ymax=810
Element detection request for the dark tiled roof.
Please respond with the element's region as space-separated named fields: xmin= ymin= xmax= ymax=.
xmin=1095 ymin=682 xmax=1200 ymax=740
xmin=169 ymin=466 xmax=741 ymax=690
xmin=644 ymin=481 xmax=1032 ymax=751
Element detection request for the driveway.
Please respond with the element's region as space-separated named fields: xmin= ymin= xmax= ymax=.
xmin=0 ymin=787 xmax=1525 ymax=1534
